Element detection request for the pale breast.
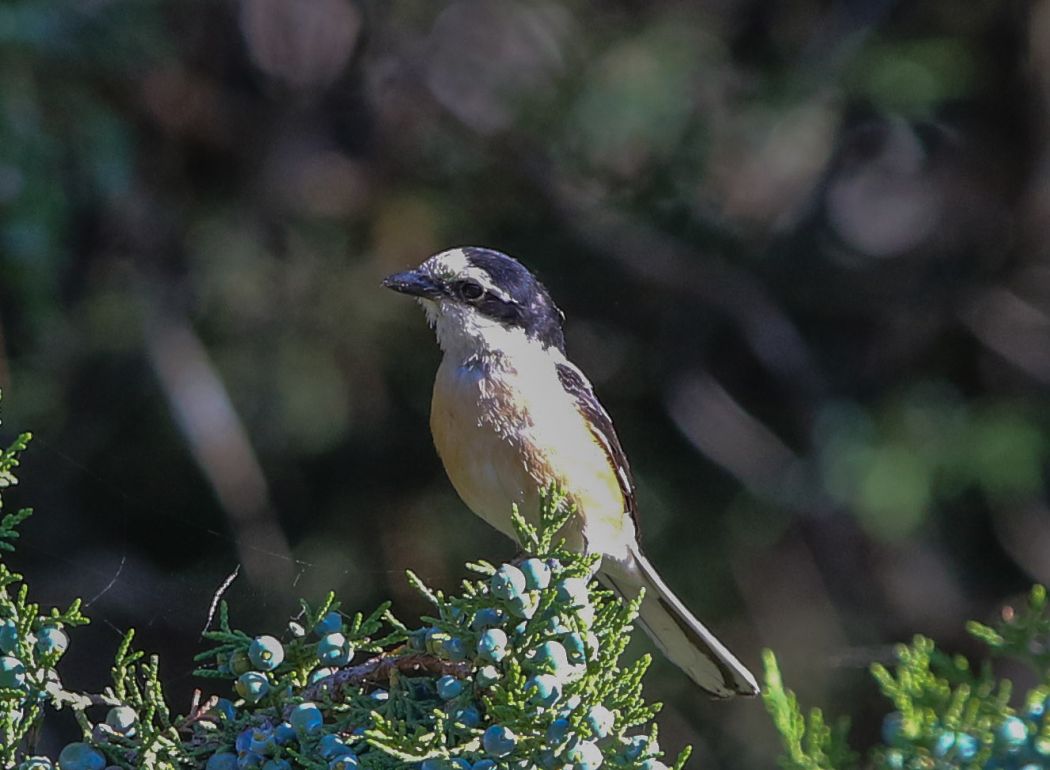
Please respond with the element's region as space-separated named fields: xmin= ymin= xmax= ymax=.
xmin=430 ymin=353 xmax=632 ymax=558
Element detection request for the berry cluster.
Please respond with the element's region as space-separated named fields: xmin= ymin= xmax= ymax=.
xmin=182 ymin=497 xmax=678 ymax=770
xmin=879 ymin=700 xmax=1050 ymax=770
xmin=1 ymin=434 xmax=683 ymax=770
xmin=194 ymin=605 xmax=390 ymax=770
xmin=200 ymin=698 xmax=363 ymax=770
xmin=390 ymin=553 xmax=670 ymax=770
xmin=764 ymin=585 xmax=1050 ymax=770
xmin=984 ymin=701 xmax=1050 ymax=770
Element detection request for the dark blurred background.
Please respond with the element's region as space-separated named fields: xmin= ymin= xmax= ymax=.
xmin=0 ymin=0 xmax=1046 ymax=765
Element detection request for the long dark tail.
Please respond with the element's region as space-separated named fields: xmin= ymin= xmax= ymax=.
xmin=600 ymin=548 xmax=759 ymax=698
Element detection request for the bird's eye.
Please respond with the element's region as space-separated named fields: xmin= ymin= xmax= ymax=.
xmin=455 ymin=280 xmax=484 ymax=301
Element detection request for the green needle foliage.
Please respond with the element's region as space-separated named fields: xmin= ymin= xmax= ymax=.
xmin=761 ymin=650 xmax=856 ymax=770
xmin=763 ymin=585 xmax=1050 ymax=770
xmin=11 ymin=385 xmax=1049 ymax=770
xmin=969 ymin=585 xmax=1050 ymax=681
xmin=0 ymin=396 xmax=685 ymax=770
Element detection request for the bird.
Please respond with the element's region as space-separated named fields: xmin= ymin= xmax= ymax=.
xmin=382 ymin=246 xmax=759 ymax=698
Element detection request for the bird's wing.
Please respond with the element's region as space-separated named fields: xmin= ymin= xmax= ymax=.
xmin=555 ymin=362 xmax=639 ymax=532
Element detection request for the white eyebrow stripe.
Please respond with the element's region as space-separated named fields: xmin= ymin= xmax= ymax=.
xmin=422 ymin=249 xmax=516 ymax=303
xmin=461 ymin=266 xmax=514 ymax=302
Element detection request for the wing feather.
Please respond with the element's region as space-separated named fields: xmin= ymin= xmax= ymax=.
xmin=555 ymin=362 xmax=640 ymax=534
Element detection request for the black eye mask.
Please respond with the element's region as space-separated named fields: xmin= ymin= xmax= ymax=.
xmin=463 ymin=247 xmax=566 ymax=352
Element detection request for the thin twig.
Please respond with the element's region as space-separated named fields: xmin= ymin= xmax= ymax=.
xmin=297 ymin=652 xmax=471 ymax=705
xmin=202 ymin=566 xmax=240 ymax=637
xmin=178 ymin=692 xmax=222 ymax=733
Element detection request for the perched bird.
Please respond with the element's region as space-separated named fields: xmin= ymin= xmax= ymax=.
xmin=383 ymin=247 xmax=758 ymax=697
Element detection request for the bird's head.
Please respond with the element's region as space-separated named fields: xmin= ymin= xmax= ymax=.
xmin=383 ymin=247 xmax=565 ymax=359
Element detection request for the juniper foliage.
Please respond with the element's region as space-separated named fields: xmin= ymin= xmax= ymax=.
xmin=0 ymin=398 xmax=685 ymax=770
xmin=763 ymin=586 xmax=1050 ymax=770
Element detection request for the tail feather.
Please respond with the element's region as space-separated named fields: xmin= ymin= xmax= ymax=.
xmin=600 ymin=549 xmax=759 ymax=698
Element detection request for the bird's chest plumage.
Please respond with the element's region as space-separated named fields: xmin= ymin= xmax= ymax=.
xmin=430 ymin=353 xmax=629 ymax=557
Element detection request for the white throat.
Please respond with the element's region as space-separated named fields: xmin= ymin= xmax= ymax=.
xmin=421 ymin=298 xmax=559 ymax=368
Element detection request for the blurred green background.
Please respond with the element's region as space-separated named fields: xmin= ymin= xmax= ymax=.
xmin=0 ymin=0 xmax=1046 ymax=765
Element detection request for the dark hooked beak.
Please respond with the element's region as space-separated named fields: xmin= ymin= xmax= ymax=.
xmin=381 ymin=269 xmax=444 ymax=299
